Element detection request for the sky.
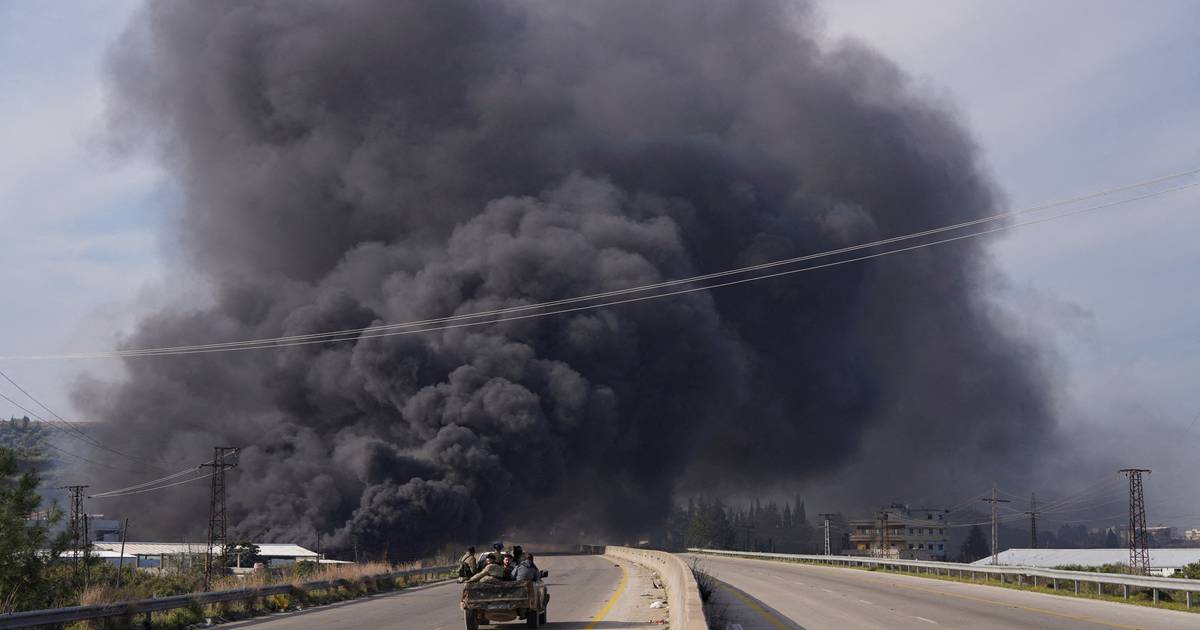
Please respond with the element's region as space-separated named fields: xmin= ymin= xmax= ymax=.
xmin=0 ymin=1 xmax=1197 ymax=525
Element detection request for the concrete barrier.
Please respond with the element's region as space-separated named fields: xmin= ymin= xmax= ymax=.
xmin=606 ymin=546 xmax=707 ymax=630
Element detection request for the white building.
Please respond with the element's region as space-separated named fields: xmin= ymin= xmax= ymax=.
xmin=88 ymin=542 xmax=319 ymax=569
xmin=971 ymin=548 xmax=1200 ymax=577
xmin=1185 ymin=528 xmax=1200 ymax=541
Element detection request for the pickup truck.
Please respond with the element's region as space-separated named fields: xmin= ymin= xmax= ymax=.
xmin=461 ymin=573 xmax=549 ymax=629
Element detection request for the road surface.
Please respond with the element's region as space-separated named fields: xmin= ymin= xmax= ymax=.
xmin=221 ymin=554 xmax=666 ymax=630
xmin=687 ymin=553 xmax=1199 ymax=629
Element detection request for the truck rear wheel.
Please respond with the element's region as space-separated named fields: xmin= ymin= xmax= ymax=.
xmin=538 ymin=609 xmax=547 ymax=625
xmin=465 ymin=610 xmax=479 ymax=630
xmin=525 ymin=612 xmax=540 ymax=628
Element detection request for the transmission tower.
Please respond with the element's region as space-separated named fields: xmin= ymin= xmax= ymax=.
xmin=58 ymin=485 xmax=88 ymax=571
xmin=819 ymin=513 xmax=836 ymax=556
xmin=1023 ymin=492 xmax=1040 ymax=549
xmin=979 ymin=485 xmax=1011 ymax=565
xmin=203 ymin=447 xmax=239 ymax=590
xmin=1119 ymin=469 xmax=1151 ymax=576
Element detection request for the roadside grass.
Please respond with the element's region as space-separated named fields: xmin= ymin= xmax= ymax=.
xmin=66 ymin=561 xmax=452 ymax=629
xmin=693 ymin=553 xmax=1200 ymax=615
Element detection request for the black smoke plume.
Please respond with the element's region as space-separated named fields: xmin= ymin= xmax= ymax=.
xmin=79 ymin=0 xmax=1059 ymax=557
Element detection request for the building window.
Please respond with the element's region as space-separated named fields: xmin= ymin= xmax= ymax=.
xmin=938 ymin=544 xmax=944 ymax=550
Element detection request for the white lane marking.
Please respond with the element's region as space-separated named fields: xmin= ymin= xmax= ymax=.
xmin=821 ymin=588 xmax=834 ymax=593
xmin=792 ymin=581 xmax=805 ymax=585
xmin=914 ymin=616 xmax=938 ymax=625
xmin=857 ymin=599 xmax=873 ymax=606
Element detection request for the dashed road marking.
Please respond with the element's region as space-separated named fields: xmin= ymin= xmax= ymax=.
xmin=914 ymin=616 xmax=938 ymax=624
xmin=857 ymin=599 xmax=874 ymax=606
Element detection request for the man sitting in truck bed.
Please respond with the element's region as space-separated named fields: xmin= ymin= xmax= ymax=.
xmin=466 ymin=554 xmax=507 ymax=583
xmin=512 ymin=554 xmax=540 ymax=582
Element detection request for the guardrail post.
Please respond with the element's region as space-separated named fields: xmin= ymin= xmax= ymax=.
xmin=1096 ymin=582 xmax=1101 ymax=597
xmin=1186 ymin=591 xmax=1191 ymax=608
xmin=1152 ymin=589 xmax=1158 ymax=605
xmin=1074 ymin=580 xmax=1078 ymax=595
xmin=1052 ymin=578 xmax=1056 ymax=590
xmin=1123 ymin=584 xmax=1128 ymax=599
xmin=1017 ymin=575 xmax=1023 ymax=586
xmin=142 ymin=611 xmax=153 ymax=629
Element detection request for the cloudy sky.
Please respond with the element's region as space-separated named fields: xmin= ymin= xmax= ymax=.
xmin=1 ymin=1 xmax=1197 ymax=523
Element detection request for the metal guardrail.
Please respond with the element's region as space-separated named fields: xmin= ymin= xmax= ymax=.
xmin=0 ymin=564 xmax=454 ymax=629
xmin=689 ymin=548 xmax=1200 ymax=608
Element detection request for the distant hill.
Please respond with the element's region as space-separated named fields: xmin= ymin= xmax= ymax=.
xmin=1 ymin=416 xmax=53 ymax=469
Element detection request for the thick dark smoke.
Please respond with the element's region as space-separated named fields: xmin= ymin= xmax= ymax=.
xmin=79 ymin=0 xmax=1060 ymax=557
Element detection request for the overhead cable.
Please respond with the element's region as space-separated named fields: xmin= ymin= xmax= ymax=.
xmin=6 ymin=169 xmax=1198 ymax=361
xmin=0 ymin=369 xmax=168 ymax=471
xmin=89 ymin=472 xmax=213 ymax=499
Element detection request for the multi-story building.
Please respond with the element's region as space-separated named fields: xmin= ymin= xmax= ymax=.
xmin=848 ymin=504 xmax=949 ymax=560
xmin=1184 ymin=528 xmax=1200 ymax=542
xmin=1119 ymin=524 xmax=1176 ymax=545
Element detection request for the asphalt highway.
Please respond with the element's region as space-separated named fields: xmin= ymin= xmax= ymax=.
xmin=686 ymin=553 xmax=1199 ymax=629
xmin=220 ymin=554 xmax=659 ymax=630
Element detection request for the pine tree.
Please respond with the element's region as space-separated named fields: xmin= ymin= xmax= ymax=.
xmin=0 ymin=447 xmax=68 ymax=612
xmin=960 ymin=525 xmax=989 ymax=563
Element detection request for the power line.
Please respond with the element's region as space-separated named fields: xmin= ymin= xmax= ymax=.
xmin=0 ymin=369 xmax=167 ymax=471
xmin=0 ymin=390 xmax=145 ymax=474
xmin=89 ymin=466 xmax=207 ymax=497
xmin=6 ymin=171 xmax=1199 ymax=361
xmin=89 ymin=472 xmax=213 ymax=499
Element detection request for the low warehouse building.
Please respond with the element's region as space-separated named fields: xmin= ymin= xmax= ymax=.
xmin=971 ymin=548 xmax=1200 ymax=577
xmin=89 ymin=542 xmax=319 ymax=569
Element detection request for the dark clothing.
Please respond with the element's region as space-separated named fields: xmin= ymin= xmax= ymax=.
xmin=513 ymin=560 xmax=539 ymax=582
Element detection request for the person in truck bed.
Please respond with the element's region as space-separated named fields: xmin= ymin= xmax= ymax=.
xmin=466 ymin=553 xmax=507 ymax=583
xmin=512 ymin=554 xmax=540 ymax=582
xmin=458 ymin=546 xmax=478 ymax=579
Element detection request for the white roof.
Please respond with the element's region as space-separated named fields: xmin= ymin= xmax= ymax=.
xmin=61 ymin=549 xmax=134 ymax=559
xmin=91 ymin=542 xmax=317 ymax=558
xmin=972 ymin=548 xmax=1200 ymax=568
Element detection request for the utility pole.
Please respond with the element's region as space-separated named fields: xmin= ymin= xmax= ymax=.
xmin=203 ymin=447 xmax=239 ymax=591
xmin=1024 ymin=492 xmax=1040 ymax=549
xmin=819 ymin=513 xmax=836 ymax=556
xmin=116 ymin=518 xmax=129 ymax=589
xmin=875 ymin=510 xmax=891 ymax=558
xmin=1119 ymin=469 xmax=1152 ymax=576
xmin=58 ymin=485 xmax=88 ymax=573
xmin=980 ymin=485 xmax=1011 ymax=565
xmin=83 ymin=513 xmax=91 ymax=583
